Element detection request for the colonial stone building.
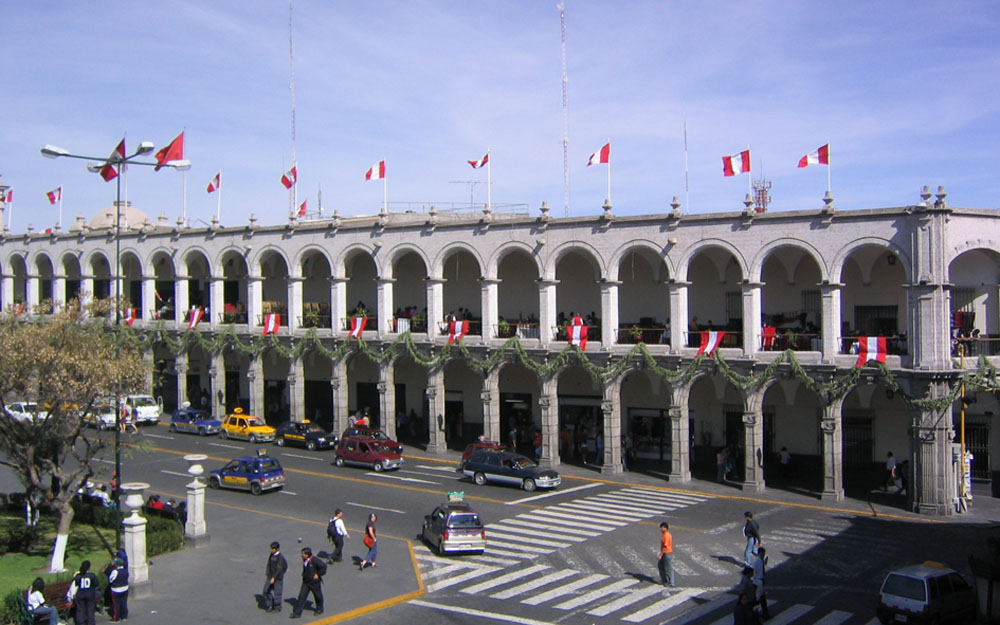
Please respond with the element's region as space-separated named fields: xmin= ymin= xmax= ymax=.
xmin=1 ymin=187 xmax=997 ymax=515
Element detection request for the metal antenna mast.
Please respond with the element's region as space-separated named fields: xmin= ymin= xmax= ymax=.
xmin=558 ymin=2 xmax=570 ymax=217
xmin=288 ymin=1 xmax=298 ymax=216
xmin=449 ymin=180 xmax=482 ymax=207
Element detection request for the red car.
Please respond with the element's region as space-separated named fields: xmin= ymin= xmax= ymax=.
xmin=462 ymin=440 xmax=506 ymax=462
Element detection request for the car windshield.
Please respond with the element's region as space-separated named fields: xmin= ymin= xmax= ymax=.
xmin=882 ymin=574 xmax=927 ymax=601
xmin=303 ymin=424 xmax=325 ymax=433
xmin=512 ymin=456 xmax=536 ymax=469
xmin=369 ymin=442 xmax=391 ymax=452
xmin=132 ymin=397 xmax=157 ymax=407
xmin=259 ymin=459 xmax=282 ymax=472
xmin=246 ymin=417 xmax=265 ymax=427
xmin=448 ymin=513 xmax=481 ymax=528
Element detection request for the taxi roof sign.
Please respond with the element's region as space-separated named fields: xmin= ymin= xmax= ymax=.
xmin=447 ymin=491 xmax=465 ymax=502
xmin=257 ymin=448 xmax=269 ymax=457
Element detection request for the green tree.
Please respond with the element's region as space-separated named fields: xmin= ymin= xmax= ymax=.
xmin=0 ymin=299 xmax=146 ymax=572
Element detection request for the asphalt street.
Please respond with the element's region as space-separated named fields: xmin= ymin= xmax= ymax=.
xmin=5 ymin=424 xmax=999 ymax=625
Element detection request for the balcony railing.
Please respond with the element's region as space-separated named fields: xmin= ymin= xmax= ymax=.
xmin=952 ymin=337 xmax=1000 ymax=357
xmin=496 ymin=322 xmax=540 ymax=339
xmin=150 ymin=307 xmax=175 ymax=321
xmin=392 ymin=317 xmax=428 ymax=333
xmin=841 ymin=336 xmax=909 ymax=356
xmin=438 ymin=320 xmax=482 ymax=336
xmin=615 ymin=327 xmax=670 ymax=344
xmin=761 ymin=331 xmax=820 ymax=351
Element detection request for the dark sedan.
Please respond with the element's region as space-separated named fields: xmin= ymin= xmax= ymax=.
xmin=275 ymin=420 xmax=337 ymax=451
xmin=460 ymin=449 xmax=561 ymax=492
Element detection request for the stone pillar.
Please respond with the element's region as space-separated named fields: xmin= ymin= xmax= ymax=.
xmin=377 ymin=277 xmax=395 ymax=336
xmin=140 ymin=275 xmax=155 ymax=321
xmin=0 ymin=273 xmax=13 ymax=310
xmin=907 ymin=202 xmax=953 ymax=370
xmin=741 ymin=281 xmax=763 ymax=356
xmin=120 ymin=482 xmax=151 ymax=596
xmin=142 ymin=351 xmax=155 ymax=403
xmin=741 ymin=408 xmax=765 ymax=492
xmin=600 ymin=280 xmax=620 ymax=348
xmin=208 ymin=352 xmax=225 ymax=419
xmin=425 ymin=278 xmax=445 ymax=339
xmin=910 ymin=382 xmax=955 ymax=515
xmin=289 ymin=357 xmax=304 ymax=422
xmin=25 ymin=273 xmax=39 ymax=309
xmin=288 ymin=276 xmax=303 ymax=333
xmin=53 ymin=274 xmax=66 ymax=308
xmin=537 ymin=279 xmax=558 ymax=344
xmin=668 ymin=401 xmax=692 ymax=481
xmin=480 ymin=278 xmax=500 ymax=341
xmin=174 ymin=275 xmax=189 ymax=330
xmin=820 ymin=397 xmax=846 ymax=501
xmin=668 ymin=281 xmax=690 ymax=353
xmin=209 ymin=276 xmax=224 ymax=328
xmin=538 ymin=378 xmax=559 ymax=467
xmin=330 ymin=277 xmax=348 ymax=333
xmin=248 ymin=356 xmax=264 ymax=419
xmin=600 ymin=392 xmax=623 ymax=475
xmin=481 ymin=370 xmax=501 ymax=442
xmin=332 ymin=359 xmax=349 ymax=433
xmin=378 ymin=361 xmax=396 ymax=437
xmin=183 ymin=454 xmax=209 ymax=546
xmin=175 ymin=359 xmax=189 ymax=412
xmin=248 ymin=275 xmax=263 ymax=331
xmin=820 ymin=282 xmax=843 ymax=362
xmin=425 ymin=367 xmax=446 ymax=454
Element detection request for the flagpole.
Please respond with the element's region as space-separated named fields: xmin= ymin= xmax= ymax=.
xmin=486 ymin=149 xmax=492 ymax=212
xmin=827 ymin=141 xmax=832 ymax=194
xmin=216 ymin=171 xmax=222 ymax=223
xmin=747 ymin=145 xmax=752 ymax=197
xmin=607 ymin=140 xmax=612 ymax=206
xmin=382 ymin=158 xmax=387 ymax=215
xmin=683 ymin=119 xmax=689 ymax=211
xmin=58 ymin=188 xmax=63 ymax=229
xmin=182 ymin=171 xmax=188 ymax=227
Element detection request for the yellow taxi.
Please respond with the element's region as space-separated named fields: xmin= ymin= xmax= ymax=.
xmin=219 ymin=408 xmax=276 ymax=443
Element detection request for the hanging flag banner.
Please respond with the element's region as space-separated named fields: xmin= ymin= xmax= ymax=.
xmin=447 ymin=320 xmax=469 ymax=345
xmin=697 ymin=330 xmax=726 ymax=357
xmin=263 ymin=313 xmax=281 ymax=336
xmin=187 ymin=307 xmax=204 ymax=330
xmin=123 ymin=308 xmax=136 ymax=327
xmin=856 ymin=336 xmax=887 ymax=367
xmin=568 ymin=321 xmax=589 ymax=351
xmin=349 ymin=316 xmax=368 ymax=338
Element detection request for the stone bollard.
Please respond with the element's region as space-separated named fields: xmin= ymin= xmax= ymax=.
xmin=184 ymin=454 xmax=210 ymax=546
xmin=120 ymin=482 xmax=153 ymax=597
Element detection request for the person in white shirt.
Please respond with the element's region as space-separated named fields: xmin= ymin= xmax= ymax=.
xmin=27 ymin=577 xmax=63 ymax=625
xmin=327 ymin=509 xmax=349 ymax=562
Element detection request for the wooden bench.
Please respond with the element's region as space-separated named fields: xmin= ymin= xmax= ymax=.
xmin=142 ymin=503 xmax=186 ymax=524
xmin=18 ymin=579 xmax=72 ymax=625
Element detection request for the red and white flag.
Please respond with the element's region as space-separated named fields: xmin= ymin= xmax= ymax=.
xmin=46 ymin=186 xmax=62 ymax=205
xmin=447 ymin=320 xmax=469 ymax=345
xmin=586 ymin=143 xmax=610 ymax=166
xmin=206 ymin=172 xmax=221 ymax=193
xmin=187 ymin=307 xmax=204 ymax=330
xmin=697 ymin=330 xmax=726 ymax=357
xmin=2 ymin=189 xmax=11 ymax=203
xmin=722 ymin=150 xmax=750 ymax=176
xmin=568 ymin=321 xmax=589 ymax=350
xmin=856 ymin=336 xmax=887 ymax=367
xmin=297 ymin=200 xmax=307 ymax=217
xmin=365 ymin=161 xmax=386 ymax=181
xmin=154 ymin=131 xmax=185 ymax=171
xmin=100 ymin=139 xmax=126 ymax=182
xmin=468 ymin=153 xmax=489 ymax=169
xmin=281 ymin=165 xmax=298 ymax=189
xmin=798 ymin=144 xmax=830 ymax=168
xmin=349 ymin=316 xmax=368 ymax=338
xmin=123 ymin=308 xmax=136 ymax=327
xmin=263 ymin=313 xmax=281 ymax=336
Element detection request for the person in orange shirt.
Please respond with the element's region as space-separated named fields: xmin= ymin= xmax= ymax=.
xmin=658 ymin=522 xmax=674 ymax=586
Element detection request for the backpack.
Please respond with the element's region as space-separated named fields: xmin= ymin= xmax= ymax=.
xmin=327 ymin=518 xmax=337 ymax=539
xmin=313 ymin=557 xmax=327 ymax=577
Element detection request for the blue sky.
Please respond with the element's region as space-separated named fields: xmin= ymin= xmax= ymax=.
xmin=2 ymin=1 xmax=998 ymax=230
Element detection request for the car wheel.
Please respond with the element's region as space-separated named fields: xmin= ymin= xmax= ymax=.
xmin=473 ymin=472 xmax=487 ymax=486
xmin=169 ymin=424 xmax=177 ymax=433
xmin=373 ymin=461 xmax=384 ymax=472
xmin=276 ymin=437 xmax=285 ymax=447
xmin=198 ymin=427 xmax=207 ymax=436
xmin=209 ymin=476 xmax=221 ymax=489
xmin=250 ymin=482 xmax=262 ymax=496
xmin=522 ymin=478 xmax=537 ymax=492
xmin=249 ymin=434 xmax=258 ymax=444
xmin=438 ymin=539 xmax=446 ymax=555
xmin=306 ymin=441 xmax=316 ymax=451
xmin=219 ymin=430 xmax=228 ymax=439
xmin=335 ymin=457 xmax=345 ymax=467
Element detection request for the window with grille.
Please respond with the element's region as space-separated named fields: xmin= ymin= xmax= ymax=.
xmin=802 ymin=290 xmax=820 ymax=325
xmin=726 ymin=291 xmax=742 ymax=325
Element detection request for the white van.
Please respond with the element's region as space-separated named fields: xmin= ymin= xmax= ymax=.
xmin=125 ymin=395 xmax=163 ymax=425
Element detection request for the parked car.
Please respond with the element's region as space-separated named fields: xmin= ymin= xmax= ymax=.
xmin=334 ymin=436 xmax=403 ymax=472
xmin=208 ymin=448 xmax=285 ymax=495
xmin=422 ymin=499 xmax=486 ymax=555
xmin=169 ymin=407 xmax=221 ymax=436
xmin=876 ymin=561 xmax=976 ymax=624
xmin=462 ymin=439 xmax=506 ymax=462
xmin=220 ymin=408 xmax=276 ymax=443
xmin=5 ymin=401 xmax=40 ymax=423
xmin=460 ymin=449 xmax=561 ymax=491
xmin=275 ymin=420 xmax=337 ymax=451
xmin=341 ymin=426 xmax=403 ymax=453
xmin=124 ymin=395 xmax=163 ymax=425
xmin=83 ymin=403 xmax=118 ymax=430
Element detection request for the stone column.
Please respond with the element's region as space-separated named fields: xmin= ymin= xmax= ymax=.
xmin=174 ymin=274 xmax=189 ymax=330
xmin=53 ymin=274 xmax=66 ymax=308
xmin=667 ymin=281 xmax=690 ymax=353
xmin=247 ymin=275 xmax=263 ymax=331
xmin=332 ymin=359 xmax=349 ymax=433
xmin=741 ymin=281 xmax=763 ymax=356
xmin=378 ymin=361 xmax=396 ymax=437
xmin=538 ymin=378 xmax=559 ymax=467
xmin=0 ymin=273 xmax=13 ymax=310
xmin=668 ymin=401 xmax=692 ymax=481
xmin=480 ymin=278 xmax=500 ymax=340
xmin=377 ymin=277 xmax=395 ymax=336
xmin=175 ymin=359 xmax=189 ymax=412
xmin=25 ymin=273 xmax=39 ymax=309
xmin=600 ymin=280 xmax=621 ymax=348
xmin=183 ymin=454 xmax=209 ymax=546
xmin=287 ymin=276 xmax=303 ymax=333
xmin=481 ymin=369 xmax=501 ymax=442
xmin=120 ymin=482 xmax=151 ymax=596
xmin=820 ymin=397 xmax=846 ymax=501
xmin=537 ymin=279 xmax=558 ymax=344
xmin=910 ymin=382 xmax=955 ymax=515
xmin=248 ymin=356 xmax=264 ymax=419
xmin=142 ymin=351 xmax=155 ymax=404
xmin=330 ymin=277 xmax=348 ymax=333
xmin=208 ymin=276 xmax=224 ymax=328
xmin=820 ymin=282 xmax=843 ymax=362
xmin=425 ymin=278 xmax=445 ymax=339
xmin=600 ymin=392 xmax=623 ymax=475
xmin=289 ymin=357 xmax=304 ymax=422
xmin=208 ymin=352 xmax=224 ymax=420
xmin=140 ymin=275 xmax=155 ymax=321
xmin=741 ymin=408 xmax=765 ymax=492
xmin=425 ymin=367 xmax=446 ymax=454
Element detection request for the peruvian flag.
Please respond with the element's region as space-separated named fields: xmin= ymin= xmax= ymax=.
xmin=697 ymin=330 xmax=726 ymax=357
xmin=46 ymin=186 xmax=62 ymax=204
xmin=722 ymin=150 xmax=751 ymax=176
xmin=798 ymin=144 xmax=830 ymax=168
xmin=856 ymin=336 xmax=887 ymax=367
xmin=2 ymin=189 xmax=10 ymax=203
xmin=100 ymin=139 xmax=126 ymax=182
xmin=568 ymin=322 xmax=588 ymax=350
xmin=297 ymin=199 xmax=307 ymax=217
xmin=187 ymin=307 xmax=204 ymax=330
xmin=123 ymin=308 xmax=136 ymax=327
xmin=447 ymin=320 xmax=469 ymax=345
xmin=586 ymin=143 xmax=610 ymax=166
xmin=154 ymin=131 xmax=184 ymax=171
xmin=468 ymin=153 xmax=489 ymax=169
xmin=365 ymin=160 xmax=386 ymax=181
xmin=349 ymin=316 xmax=368 ymax=338
xmin=263 ymin=313 xmax=281 ymax=336
xmin=281 ymin=165 xmax=298 ymax=189
xmin=206 ymin=172 xmax=221 ymax=193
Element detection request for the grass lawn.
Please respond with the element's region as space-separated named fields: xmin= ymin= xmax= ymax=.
xmin=0 ymin=514 xmax=118 ymax=597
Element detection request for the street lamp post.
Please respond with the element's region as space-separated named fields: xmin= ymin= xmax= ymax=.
xmin=41 ymin=142 xmax=190 ymax=550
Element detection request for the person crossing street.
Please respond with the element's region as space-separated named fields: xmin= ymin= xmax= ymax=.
xmin=263 ymin=541 xmax=287 ymax=612
xmin=657 ymin=522 xmax=675 ymax=587
xmin=743 ymin=511 xmax=761 ymax=568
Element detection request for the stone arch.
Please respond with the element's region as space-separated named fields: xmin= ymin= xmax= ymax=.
xmin=607 ymin=239 xmax=674 ymax=282
xmin=676 ymin=239 xmax=749 ymax=282
xmin=333 ymin=244 xmax=378 ymax=279
xmin=485 ymin=240 xmax=542 ymax=280
xmin=291 ymin=245 xmax=334 ymax=279
xmin=831 ymin=237 xmax=913 ymax=284
xmin=749 ymin=238 xmax=828 ymax=283
xmin=380 ymin=243 xmax=431 ymax=280
xmin=431 ymin=241 xmax=486 ymax=280
xmin=543 ymin=241 xmax=606 ymax=281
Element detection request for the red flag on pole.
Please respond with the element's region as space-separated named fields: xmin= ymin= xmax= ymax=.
xmin=154 ymin=132 xmax=185 ymax=171
xmin=100 ymin=139 xmax=126 ymax=182
xmin=46 ymin=186 xmax=62 ymax=204
xmin=297 ymin=200 xmax=307 ymax=217
xmin=187 ymin=307 xmax=204 ymax=330
xmin=568 ymin=321 xmax=589 ymax=350
xmin=349 ymin=316 xmax=368 ymax=338
xmin=207 ymin=172 xmax=221 ymax=193
xmin=586 ymin=143 xmax=610 ymax=166
xmin=468 ymin=153 xmax=489 ymax=169
xmin=722 ymin=150 xmax=751 ymax=176
xmin=281 ymin=165 xmax=297 ymax=188
xmin=123 ymin=308 xmax=136 ymax=327
xmin=365 ymin=161 xmax=386 ymax=180
xmin=2 ymin=189 xmax=10 ymax=203
xmin=798 ymin=144 xmax=830 ymax=168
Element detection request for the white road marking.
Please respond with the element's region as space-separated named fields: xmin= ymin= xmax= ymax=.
xmin=160 ymin=470 xmax=190 ymax=478
xmin=659 ymin=592 xmax=732 ymax=624
xmin=764 ymin=604 xmax=813 ymax=625
xmin=281 ymin=453 xmax=323 ymax=461
xmin=94 ymin=458 xmax=115 ymax=464
xmin=420 ymin=563 xmax=469 ymax=580
xmin=556 ymin=500 xmax=649 ymax=519
xmin=400 ymin=469 xmax=458 ymax=479
xmin=507 ymin=482 xmax=600 ymax=505
xmin=709 ymin=600 xmax=780 ymax=625
xmin=489 ymin=569 xmax=577 ymax=600
xmin=505 ymin=516 xmax=602 ymax=536
xmin=362 ymin=472 xmax=438 ymax=484
xmin=522 ymin=573 xmax=606 ymax=605
xmin=415 ymin=464 xmax=462 ymax=472
xmin=592 ymin=584 xmax=690 ymax=617
xmin=706 ymin=507 xmax=783 ymax=535
xmin=485 ymin=531 xmax=572 ymax=548
xmin=621 ymin=487 xmax=709 ymax=504
xmin=589 ymin=494 xmax=682 ymax=513
xmin=553 ymin=578 xmax=639 ymax=610
xmin=344 ymin=502 xmax=405 ymax=514
xmin=528 ymin=508 xmax=624 ymax=528
xmin=208 ymin=442 xmax=243 ymax=450
xmin=426 ymin=565 xmax=500 ymax=592
xmin=814 ymin=610 xmax=852 ymax=625
xmin=409 ymin=600 xmax=555 ymax=625
xmin=461 ymin=564 xmax=550 ymax=594
xmin=678 ymin=544 xmax=731 ymax=576
xmin=143 ymin=433 xmax=175 ymax=440
xmin=486 ymin=523 xmax=587 ymax=542
xmin=278 ymin=490 xmax=297 ymax=495
xmin=484 ymin=540 xmax=554 ymax=554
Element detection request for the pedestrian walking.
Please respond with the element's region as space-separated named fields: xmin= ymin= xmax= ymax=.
xmin=752 ymin=547 xmax=770 ymax=621
xmin=327 ymin=509 xmax=349 ymax=562
xmin=263 ymin=541 xmax=288 ymax=612
xmin=778 ymin=446 xmax=791 ymax=478
xmin=289 ymin=547 xmax=324 ymax=618
xmin=26 ymin=578 xmax=64 ymax=625
xmin=716 ymin=446 xmax=728 ymax=483
xmin=66 ymin=560 xmax=100 ymax=625
xmin=885 ymin=451 xmax=897 ymax=491
xmin=742 ymin=511 xmax=761 ymax=568
xmin=657 ymin=521 xmax=675 ymax=586
xmin=360 ymin=513 xmax=378 ymax=570
xmin=107 ymin=557 xmax=129 ymax=623
xmin=733 ymin=591 xmax=759 ymax=625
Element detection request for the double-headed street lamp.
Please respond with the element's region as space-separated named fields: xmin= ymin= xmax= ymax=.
xmin=41 ymin=141 xmax=190 ymax=550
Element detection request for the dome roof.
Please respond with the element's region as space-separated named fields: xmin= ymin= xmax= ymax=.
xmin=87 ymin=201 xmax=153 ymax=230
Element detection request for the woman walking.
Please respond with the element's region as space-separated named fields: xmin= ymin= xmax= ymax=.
xmin=360 ymin=513 xmax=378 ymax=570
